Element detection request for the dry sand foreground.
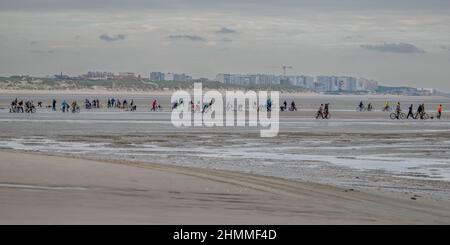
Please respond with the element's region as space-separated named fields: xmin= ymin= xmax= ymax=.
xmin=1 ymin=150 xmax=450 ymax=224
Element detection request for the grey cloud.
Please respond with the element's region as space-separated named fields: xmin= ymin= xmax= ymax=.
xmin=99 ymin=34 xmax=126 ymax=42
xmin=217 ymin=47 xmax=230 ymax=52
xmin=440 ymin=45 xmax=450 ymax=51
xmin=3 ymin=0 xmax=450 ymax=12
xmin=30 ymin=49 xmax=55 ymax=54
xmin=361 ymin=43 xmax=425 ymax=54
xmin=216 ymin=27 xmax=237 ymax=34
xmin=167 ymin=34 xmax=206 ymax=42
xmin=218 ymin=38 xmax=233 ymax=42
xmin=343 ymin=35 xmax=364 ymax=41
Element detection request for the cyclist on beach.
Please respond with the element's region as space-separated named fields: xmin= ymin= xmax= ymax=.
xmin=416 ymin=104 xmax=422 ymax=119
xmin=395 ymin=102 xmax=402 ymax=119
xmin=281 ymin=100 xmax=287 ymax=111
xmin=71 ymin=101 xmax=78 ymax=113
xmin=420 ymin=104 xmax=426 ymax=119
xmin=202 ymin=99 xmax=214 ymax=113
xmin=358 ymin=101 xmax=364 ymax=111
xmin=17 ymin=100 xmax=24 ymax=113
xmin=61 ymin=100 xmax=69 ymax=113
xmin=290 ymin=101 xmax=297 ymax=111
xmin=85 ymin=99 xmax=91 ymax=109
xmin=10 ymin=100 xmax=16 ymax=113
xmin=25 ymin=100 xmax=35 ymax=113
xmin=267 ymin=97 xmax=272 ymax=111
xmin=383 ymin=101 xmax=391 ymax=111
xmin=10 ymin=99 xmax=19 ymax=113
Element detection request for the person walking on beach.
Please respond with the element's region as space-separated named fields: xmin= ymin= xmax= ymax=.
xmin=407 ymin=104 xmax=414 ymax=119
xmin=437 ymin=104 xmax=443 ymax=119
xmin=190 ymin=100 xmax=195 ymax=112
xmin=316 ymin=104 xmax=324 ymax=119
xmin=52 ymin=99 xmax=57 ymax=111
xmin=416 ymin=104 xmax=423 ymax=119
xmin=421 ymin=103 xmax=426 ymax=119
xmin=151 ymin=100 xmax=158 ymax=111
xmin=324 ymin=103 xmax=330 ymax=119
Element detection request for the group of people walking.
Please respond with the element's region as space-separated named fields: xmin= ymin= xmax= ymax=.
xmin=8 ymin=97 xmax=445 ymax=120
xmin=397 ymin=102 xmax=443 ymax=120
xmin=10 ymin=98 xmax=36 ymax=113
xmin=107 ymin=98 xmax=136 ymax=111
xmin=280 ymin=101 xmax=298 ymax=112
xmin=358 ymin=101 xmax=374 ymax=112
xmin=391 ymin=102 xmax=443 ymax=120
xmin=316 ymin=103 xmax=330 ymax=119
xmin=85 ymin=99 xmax=100 ymax=109
xmin=60 ymin=100 xmax=79 ymax=113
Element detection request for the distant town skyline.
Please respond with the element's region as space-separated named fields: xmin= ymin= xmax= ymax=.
xmin=1 ymin=0 xmax=450 ymax=91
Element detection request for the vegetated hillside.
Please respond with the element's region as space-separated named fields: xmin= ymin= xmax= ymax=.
xmin=0 ymin=76 xmax=312 ymax=93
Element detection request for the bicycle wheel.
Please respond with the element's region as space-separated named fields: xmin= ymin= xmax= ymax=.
xmin=390 ymin=113 xmax=397 ymax=120
xmin=399 ymin=113 xmax=406 ymax=120
xmin=423 ymin=113 xmax=429 ymax=120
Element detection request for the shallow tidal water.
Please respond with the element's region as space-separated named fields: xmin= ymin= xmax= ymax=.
xmin=1 ymin=93 xmax=449 ymax=200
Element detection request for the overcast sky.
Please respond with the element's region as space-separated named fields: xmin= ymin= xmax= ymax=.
xmin=1 ymin=0 xmax=450 ymax=90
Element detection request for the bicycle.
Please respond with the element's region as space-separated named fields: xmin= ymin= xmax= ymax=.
xmin=25 ymin=106 xmax=36 ymax=114
xmin=390 ymin=112 xmax=406 ymax=120
xmin=316 ymin=111 xmax=330 ymax=119
xmin=72 ymin=106 xmax=80 ymax=113
xmin=414 ymin=112 xmax=430 ymax=120
xmin=357 ymin=106 xmax=367 ymax=112
xmin=383 ymin=106 xmax=392 ymax=112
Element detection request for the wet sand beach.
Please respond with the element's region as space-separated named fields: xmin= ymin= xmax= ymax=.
xmin=1 ymin=150 xmax=450 ymax=224
xmin=1 ymin=92 xmax=450 ymax=224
